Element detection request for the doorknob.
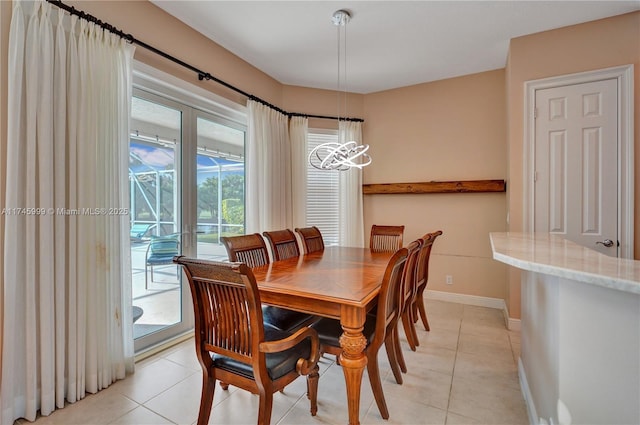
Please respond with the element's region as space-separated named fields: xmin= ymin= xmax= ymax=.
xmin=596 ymin=239 xmax=614 ymax=248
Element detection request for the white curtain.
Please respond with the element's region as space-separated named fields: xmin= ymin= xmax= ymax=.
xmin=289 ymin=116 xmax=308 ymax=229
xmin=338 ymin=121 xmax=365 ymax=247
xmin=245 ymin=100 xmax=292 ymax=233
xmin=2 ymin=1 xmax=135 ymax=422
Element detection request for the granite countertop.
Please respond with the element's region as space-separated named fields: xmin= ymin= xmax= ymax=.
xmin=490 ymin=232 xmax=640 ymax=295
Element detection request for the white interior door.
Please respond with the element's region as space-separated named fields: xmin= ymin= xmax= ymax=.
xmin=534 ymin=78 xmax=618 ymax=256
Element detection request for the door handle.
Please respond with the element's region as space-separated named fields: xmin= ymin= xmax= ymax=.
xmin=596 ymin=239 xmax=614 ymax=248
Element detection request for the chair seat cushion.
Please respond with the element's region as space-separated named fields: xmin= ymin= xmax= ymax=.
xmin=310 ymin=314 xmax=376 ymax=348
xmin=212 ymin=324 xmax=311 ymax=380
xmin=146 ymin=254 xmax=176 ymax=265
xmin=262 ymin=305 xmax=316 ymax=332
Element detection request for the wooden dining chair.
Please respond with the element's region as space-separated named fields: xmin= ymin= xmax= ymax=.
xmin=220 ymin=233 xmax=316 ymax=332
xmin=413 ymin=230 xmax=443 ymax=333
xmin=173 ymin=257 xmax=320 ymax=425
xmin=221 ymin=233 xmax=270 ymax=268
xmin=311 ymin=247 xmax=408 ymax=420
xmin=390 ymin=239 xmax=422 ymax=383
xmin=294 ymin=226 xmax=324 ymax=254
xmin=370 ymin=225 xmax=405 ymax=252
xmin=262 ymin=229 xmax=300 ymax=261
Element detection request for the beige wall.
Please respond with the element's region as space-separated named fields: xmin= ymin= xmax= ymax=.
xmin=285 ymin=71 xmax=511 ymax=303
xmin=72 ymin=1 xmax=283 ymax=107
xmin=282 ymin=85 xmax=364 ymax=130
xmin=362 ymin=70 xmax=509 ymax=301
xmin=506 ymin=11 xmax=640 ymax=319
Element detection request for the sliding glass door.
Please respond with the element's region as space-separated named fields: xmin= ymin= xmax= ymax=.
xmin=128 ymin=83 xmax=247 ymax=353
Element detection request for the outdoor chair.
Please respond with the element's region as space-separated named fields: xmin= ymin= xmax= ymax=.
xmin=145 ymin=233 xmax=181 ymax=290
xmin=130 ymin=223 xmax=153 ymax=242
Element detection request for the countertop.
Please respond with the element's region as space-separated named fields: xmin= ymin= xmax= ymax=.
xmin=490 ymin=232 xmax=640 ymax=295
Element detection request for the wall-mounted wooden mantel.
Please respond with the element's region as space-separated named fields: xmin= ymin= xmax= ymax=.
xmin=362 ymin=179 xmax=506 ymax=195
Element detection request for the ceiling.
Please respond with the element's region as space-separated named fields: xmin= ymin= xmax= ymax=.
xmin=151 ymin=1 xmax=639 ymax=94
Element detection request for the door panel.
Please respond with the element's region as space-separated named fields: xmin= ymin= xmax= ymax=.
xmin=548 ymin=130 xmax=566 ymax=233
xmin=192 ymin=114 xmax=246 ymax=260
xmin=535 ymin=79 xmax=618 ymax=256
xmin=130 ymin=90 xmax=190 ymax=352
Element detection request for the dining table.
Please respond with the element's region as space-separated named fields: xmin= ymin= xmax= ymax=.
xmin=251 ymin=246 xmax=394 ymax=425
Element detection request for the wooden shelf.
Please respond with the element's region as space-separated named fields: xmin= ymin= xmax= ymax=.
xmin=362 ymin=179 xmax=506 ymax=195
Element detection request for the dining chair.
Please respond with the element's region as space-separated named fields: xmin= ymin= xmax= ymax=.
xmin=370 ymin=224 xmax=405 ymax=252
xmin=221 ymin=233 xmax=270 ymax=268
xmin=144 ymin=233 xmax=181 ymax=289
xmin=262 ymin=229 xmax=300 ymax=261
xmin=173 ymin=257 xmax=320 ymax=425
xmin=220 ymin=233 xmax=316 ymax=332
xmin=413 ymin=230 xmax=443 ymax=332
xmin=391 ymin=239 xmax=422 ymax=383
xmin=294 ymin=226 xmax=324 ymax=254
xmin=311 ymin=247 xmax=408 ymax=420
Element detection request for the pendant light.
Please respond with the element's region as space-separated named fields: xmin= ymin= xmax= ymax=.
xmin=309 ymin=9 xmax=372 ymax=171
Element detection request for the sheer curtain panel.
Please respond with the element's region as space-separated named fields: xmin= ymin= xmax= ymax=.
xmin=2 ymin=1 xmax=135 ymax=422
xmin=289 ymin=116 xmax=308 ymax=229
xmin=245 ymin=100 xmax=293 ymax=233
xmin=338 ymin=121 xmax=365 ymax=247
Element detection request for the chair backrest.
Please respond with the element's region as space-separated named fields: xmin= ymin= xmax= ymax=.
xmin=294 ymin=226 xmax=325 ymax=254
xmin=221 ymin=233 xmax=270 ymax=267
xmin=371 ymin=247 xmax=408 ymax=347
xmin=370 ymin=225 xmax=405 ymax=252
xmin=416 ymin=230 xmax=443 ymax=291
xmin=173 ymin=257 xmax=264 ymax=368
xmin=147 ymin=233 xmax=181 ymax=259
xmin=263 ymin=229 xmax=300 ymax=261
xmin=400 ymin=239 xmax=422 ymax=312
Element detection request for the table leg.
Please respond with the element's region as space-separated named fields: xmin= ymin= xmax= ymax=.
xmin=338 ymin=313 xmax=368 ymax=425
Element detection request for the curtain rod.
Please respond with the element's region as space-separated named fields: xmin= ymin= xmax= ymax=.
xmin=45 ymin=0 xmax=365 ymax=123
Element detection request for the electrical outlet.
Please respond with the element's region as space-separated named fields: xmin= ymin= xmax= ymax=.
xmin=446 ymin=275 xmax=453 ymax=285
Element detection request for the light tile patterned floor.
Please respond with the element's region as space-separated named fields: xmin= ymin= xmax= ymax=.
xmin=18 ymin=299 xmax=528 ymax=424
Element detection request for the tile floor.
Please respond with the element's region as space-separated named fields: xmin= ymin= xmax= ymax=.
xmin=17 ymin=299 xmax=528 ymax=425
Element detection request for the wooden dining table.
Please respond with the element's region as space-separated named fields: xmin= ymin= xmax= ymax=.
xmin=251 ymin=246 xmax=394 ymax=425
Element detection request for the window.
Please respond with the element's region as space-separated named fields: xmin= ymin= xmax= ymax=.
xmin=306 ymin=130 xmax=339 ymax=245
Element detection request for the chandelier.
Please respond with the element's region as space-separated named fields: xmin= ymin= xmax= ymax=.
xmin=308 ymin=9 xmax=372 ymax=171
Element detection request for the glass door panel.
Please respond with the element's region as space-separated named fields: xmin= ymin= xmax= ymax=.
xmin=127 ymin=84 xmax=246 ymax=354
xmin=130 ymin=91 xmax=189 ymax=350
xmin=194 ymin=114 xmax=246 ymax=260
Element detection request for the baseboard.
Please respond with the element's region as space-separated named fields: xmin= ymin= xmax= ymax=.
xmin=508 ymin=317 xmax=521 ymax=332
xmin=519 ymin=357 xmax=538 ymax=425
xmin=426 ymin=289 xmax=521 ymax=331
xmin=425 ymin=289 xmax=505 ymax=309
xmin=134 ymin=330 xmax=194 ymax=363
xmin=503 ymin=302 xmax=522 ymax=331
